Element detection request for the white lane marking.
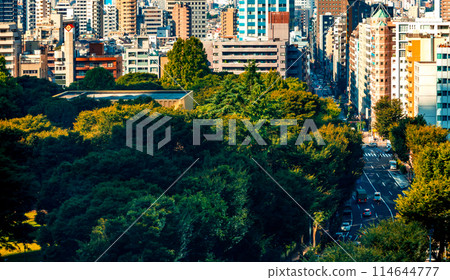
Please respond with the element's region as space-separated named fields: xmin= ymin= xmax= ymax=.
xmin=359 ymin=224 xmax=362 ymax=229
xmin=382 ymin=165 xmax=385 ymax=169
xmin=382 ymin=182 xmax=386 ymax=186
xmin=363 ymin=171 xmax=394 ymax=221
xmin=360 ymin=214 xmax=363 ymax=219
xmin=375 ymin=213 xmax=378 ymax=218
xmin=376 ymin=157 xmax=380 ymax=161
xmin=357 ymin=204 xmax=360 ymax=209
xmin=371 ymin=204 xmax=374 ymax=208
xmin=371 ymin=165 xmax=374 ymax=169
xmin=376 ymin=174 xmax=380 ymax=178
xmin=389 ymin=191 xmax=393 ymax=196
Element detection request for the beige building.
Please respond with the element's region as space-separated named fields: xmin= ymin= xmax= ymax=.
xmin=172 ymin=3 xmax=191 ymax=40
xmin=348 ymin=7 xmax=394 ymax=123
xmin=165 ymin=0 xmax=207 ymax=38
xmin=220 ymin=7 xmax=237 ymax=39
xmin=0 ymin=22 xmax=21 ymax=77
xmin=203 ymin=39 xmax=288 ymax=77
xmin=117 ymin=0 xmax=137 ymax=35
xmin=19 ymin=47 xmax=49 ymax=79
xmin=141 ymin=6 xmax=166 ymax=36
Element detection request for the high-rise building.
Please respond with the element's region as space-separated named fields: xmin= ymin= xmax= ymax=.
xmin=237 ymin=0 xmax=295 ymax=40
xmin=220 ymin=7 xmax=237 ymax=38
xmin=74 ymin=0 xmax=103 ymax=36
xmin=165 ymin=0 xmax=207 ymax=38
xmin=172 ymin=2 xmax=190 ymax=39
xmin=405 ymin=33 xmax=447 ymax=118
xmin=26 ymin=0 xmax=36 ymax=31
xmin=0 ymin=22 xmax=21 ymax=77
xmin=0 ymin=0 xmax=18 ymax=23
xmin=391 ymin=19 xmax=450 ymax=115
xmin=140 ymin=6 xmax=166 ymax=36
xmin=347 ymin=6 xmax=394 ymax=123
xmin=117 ymin=0 xmax=137 ymax=35
xmin=104 ymin=4 xmax=118 ymax=37
xmin=36 ymin=0 xmax=50 ymax=25
xmin=440 ymin=0 xmax=450 ymax=21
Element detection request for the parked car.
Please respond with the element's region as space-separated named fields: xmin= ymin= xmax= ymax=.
xmin=341 ymin=222 xmax=351 ymax=232
xmin=373 ymin=192 xmax=381 ymax=202
xmin=362 ymin=208 xmax=372 ymax=217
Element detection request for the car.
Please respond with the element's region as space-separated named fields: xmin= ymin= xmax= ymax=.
xmin=386 ymin=147 xmax=393 ymax=153
xmin=373 ymin=192 xmax=381 ymax=202
xmin=368 ymin=142 xmax=377 ymax=147
xmin=362 ymin=208 xmax=372 ymax=217
xmin=341 ymin=222 xmax=351 ymax=232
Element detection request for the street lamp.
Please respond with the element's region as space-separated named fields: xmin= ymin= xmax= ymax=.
xmin=428 ymin=228 xmax=434 ymax=262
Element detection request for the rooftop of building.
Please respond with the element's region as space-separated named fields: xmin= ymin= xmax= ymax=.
xmin=54 ymin=90 xmax=192 ymax=101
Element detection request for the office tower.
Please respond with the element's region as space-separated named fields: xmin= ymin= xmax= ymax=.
xmin=0 ymin=22 xmax=21 ymax=77
xmin=220 ymin=7 xmax=237 ymax=38
xmin=140 ymin=6 xmax=166 ymax=36
xmin=104 ymin=4 xmax=118 ymax=37
xmin=237 ymin=0 xmax=295 ymax=40
xmin=117 ymin=0 xmax=137 ymax=35
xmin=0 ymin=0 xmax=18 ymax=23
xmin=295 ymin=0 xmax=313 ymax=9
xmin=317 ymin=13 xmax=333 ymax=63
xmin=165 ymin=0 xmax=207 ymax=38
xmin=172 ymin=2 xmax=190 ymax=39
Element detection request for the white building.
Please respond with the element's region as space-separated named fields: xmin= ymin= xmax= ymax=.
xmin=140 ymin=6 xmax=166 ymax=36
xmin=122 ymin=48 xmax=160 ymax=77
xmin=414 ymin=61 xmax=438 ymax=125
xmin=391 ymin=18 xmax=450 ymax=115
xmin=0 ymin=22 xmax=21 ymax=77
xmin=74 ymin=0 xmax=103 ymax=36
xmin=104 ymin=4 xmax=118 ymax=37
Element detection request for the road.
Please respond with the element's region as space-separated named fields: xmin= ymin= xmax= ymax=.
xmin=341 ymin=144 xmax=409 ymax=242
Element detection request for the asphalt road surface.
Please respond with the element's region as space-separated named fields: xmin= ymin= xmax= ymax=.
xmin=340 ymin=145 xmax=408 ymax=242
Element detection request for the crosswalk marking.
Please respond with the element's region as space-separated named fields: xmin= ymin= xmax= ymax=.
xmin=364 ymin=153 xmax=390 ymax=157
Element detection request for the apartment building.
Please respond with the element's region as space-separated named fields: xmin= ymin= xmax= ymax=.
xmin=414 ymin=62 xmax=438 ymax=126
xmin=19 ymin=47 xmax=48 ymax=79
xmin=0 ymin=0 xmax=18 ymax=23
xmin=391 ymin=19 xmax=450 ymax=115
xmin=347 ymin=6 xmax=394 ymax=122
xmin=172 ymin=2 xmax=191 ymax=39
xmin=104 ymin=4 xmax=118 ymax=37
xmin=405 ymin=33 xmax=447 ymax=117
xmin=165 ymin=0 xmax=207 ymax=38
xmin=26 ymin=0 xmax=36 ymax=31
xmin=141 ymin=6 xmax=166 ymax=36
xmin=123 ymin=48 xmax=160 ymax=77
xmin=435 ymin=44 xmax=450 ymax=128
xmin=74 ymin=0 xmax=104 ymax=36
xmin=0 ymin=22 xmax=21 ymax=77
xmin=220 ymin=7 xmax=237 ymax=39
xmin=203 ymin=39 xmax=289 ymax=76
xmin=117 ymin=0 xmax=137 ymax=35
xmin=36 ymin=0 xmax=51 ymax=25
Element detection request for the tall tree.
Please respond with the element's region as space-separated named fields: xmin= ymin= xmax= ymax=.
xmin=161 ymin=37 xmax=210 ymax=89
xmin=115 ymin=72 xmax=162 ymax=90
xmin=0 ymin=56 xmax=22 ymax=118
xmin=389 ymin=115 xmax=426 ymax=162
xmin=396 ymin=142 xmax=450 ymax=260
xmin=405 ymin=124 xmax=448 ymax=156
xmin=373 ymin=96 xmax=404 ymax=138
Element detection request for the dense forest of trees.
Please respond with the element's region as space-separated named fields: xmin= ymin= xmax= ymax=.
xmin=0 ymin=38 xmax=446 ymax=261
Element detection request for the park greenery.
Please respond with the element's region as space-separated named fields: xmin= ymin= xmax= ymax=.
xmin=0 ymin=38 xmax=447 ymax=261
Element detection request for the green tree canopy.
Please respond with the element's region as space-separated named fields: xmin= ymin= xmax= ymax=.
xmin=319 ymin=219 xmax=428 ymax=262
xmin=115 ymin=72 xmax=162 ymax=90
xmin=396 ymin=142 xmax=450 ymax=260
xmin=406 ymin=124 xmax=448 ymax=156
xmin=374 ymin=96 xmax=404 ymax=138
xmin=161 ymin=37 xmax=210 ymax=89
xmin=69 ymin=67 xmax=116 ymax=90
